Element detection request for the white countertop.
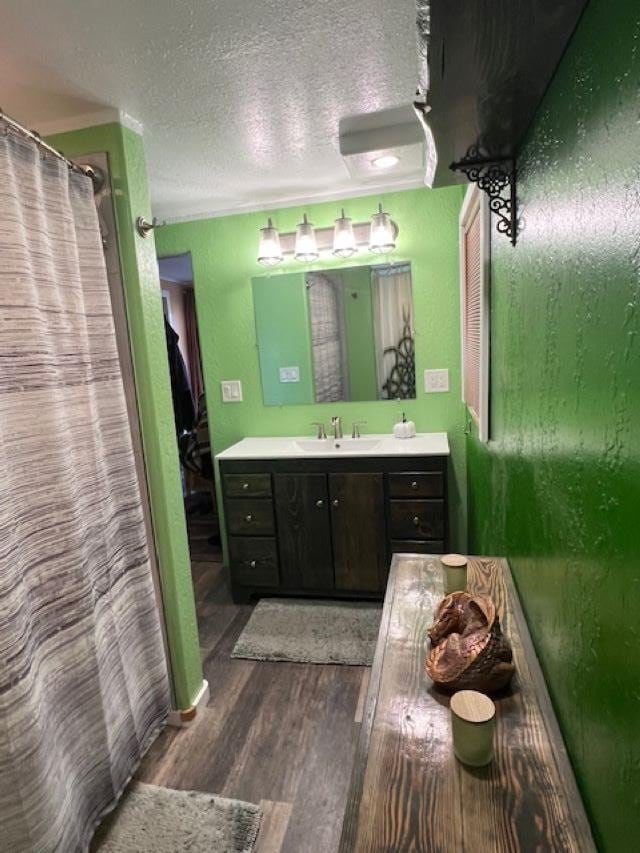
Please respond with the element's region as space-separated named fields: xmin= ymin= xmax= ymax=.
xmin=216 ymin=432 xmax=450 ymax=460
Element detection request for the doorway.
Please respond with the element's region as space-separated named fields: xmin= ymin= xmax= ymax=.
xmin=157 ymin=254 xmax=220 ymax=562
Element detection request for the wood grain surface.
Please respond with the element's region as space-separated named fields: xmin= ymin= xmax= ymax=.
xmin=426 ymin=0 xmax=589 ymax=185
xmin=330 ymin=472 xmax=387 ymax=593
xmin=135 ymin=508 xmax=367 ymax=853
xmin=273 ymin=472 xmax=334 ymax=590
xmin=388 ymin=499 xmax=445 ymax=540
xmin=226 ymin=497 xmax=275 ymax=536
xmin=340 ymin=554 xmax=596 ymax=852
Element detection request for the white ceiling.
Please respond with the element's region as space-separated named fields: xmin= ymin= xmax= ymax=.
xmin=0 ymin=0 xmax=423 ymax=221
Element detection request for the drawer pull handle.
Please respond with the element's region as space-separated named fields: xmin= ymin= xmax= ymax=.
xmin=249 ymin=559 xmax=257 ymax=569
xmin=316 ymin=499 xmax=324 ymax=508
xmin=411 ymin=480 xmax=419 ymax=490
xmin=242 ymin=482 xmax=250 ymax=491
xmin=332 ymin=499 xmax=339 ymax=508
xmin=412 ymin=515 xmax=420 ymax=526
xmin=245 ymin=514 xmax=253 ymax=523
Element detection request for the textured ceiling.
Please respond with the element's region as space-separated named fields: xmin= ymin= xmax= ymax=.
xmin=0 ymin=0 xmax=422 ymax=220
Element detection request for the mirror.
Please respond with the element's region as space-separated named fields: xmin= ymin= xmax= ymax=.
xmin=252 ymin=263 xmax=415 ymax=405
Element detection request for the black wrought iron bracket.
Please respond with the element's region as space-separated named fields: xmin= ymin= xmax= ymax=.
xmin=450 ymin=149 xmax=517 ymax=245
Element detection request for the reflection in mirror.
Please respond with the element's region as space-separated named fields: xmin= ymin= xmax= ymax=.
xmin=252 ymin=263 xmax=415 ymax=405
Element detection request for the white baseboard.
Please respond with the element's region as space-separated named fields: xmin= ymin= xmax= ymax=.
xmin=167 ymin=679 xmax=210 ymax=728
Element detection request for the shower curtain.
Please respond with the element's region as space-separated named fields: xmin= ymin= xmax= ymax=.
xmin=0 ymin=133 xmax=170 ymax=851
xmin=307 ymin=272 xmax=345 ymax=402
xmin=372 ymin=264 xmax=414 ymax=397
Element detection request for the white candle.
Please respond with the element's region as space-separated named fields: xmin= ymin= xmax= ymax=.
xmin=450 ymin=690 xmax=496 ymax=767
xmin=441 ymin=553 xmax=468 ymax=594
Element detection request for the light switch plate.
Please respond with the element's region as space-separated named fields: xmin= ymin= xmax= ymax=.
xmin=279 ymin=366 xmax=300 ymax=383
xmin=424 ymin=368 xmax=450 ymax=393
xmin=221 ymin=380 xmax=243 ymax=402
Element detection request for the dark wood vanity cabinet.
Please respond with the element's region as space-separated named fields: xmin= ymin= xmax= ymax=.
xmin=219 ymin=455 xmax=448 ymax=602
xmin=274 ymin=473 xmax=334 ymax=591
xmin=330 ymin=473 xmax=387 ymax=593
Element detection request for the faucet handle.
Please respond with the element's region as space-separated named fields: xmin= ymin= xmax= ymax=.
xmin=351 ymin=420 xmax=367 ymax=438
xmin=311 ymin=421 xmax=327 ymax=439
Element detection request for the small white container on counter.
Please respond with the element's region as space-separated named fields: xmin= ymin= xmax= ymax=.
xmin=450 ymin=690 xmax=496 ymax=767
xmin=441 ymin=553 xmax=468 ymax=594
xmin=393 ymin=413 xmax=416 ymax=439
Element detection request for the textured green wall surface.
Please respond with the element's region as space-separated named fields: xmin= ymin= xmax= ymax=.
xmin=466 ymin=0 xmax=640 ymax=848
xmin=252 ymin=272 xmax=314 ymax=405
xmin=156 ymin=186 xmax=468 ymax=549
xmin=341 ymin=266 xmax=378 ymax=401
xmin=47 ymin=123 xmax=203 ymax=711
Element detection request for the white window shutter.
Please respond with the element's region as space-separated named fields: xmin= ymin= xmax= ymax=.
xmin=459 ymin=184 xmax=490 ymax=442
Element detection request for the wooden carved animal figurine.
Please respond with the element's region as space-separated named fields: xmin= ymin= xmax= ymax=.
xmin=426 ymin=592 xmax=515 ymax=694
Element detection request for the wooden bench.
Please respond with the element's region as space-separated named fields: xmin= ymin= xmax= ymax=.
xmin=339 ymin=554 xmax=596 ymax=852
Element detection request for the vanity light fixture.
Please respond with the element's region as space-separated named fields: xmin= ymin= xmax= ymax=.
xmin=368 ymin=203 xmax=398 ymax=254
xmin=257 ymin=218 xmax=283 ymax=266
xmin=257 ymin=204 xmax=399 ymax=265
xmin=294 ymin=214 xmax=319 ymax=262
xmin=371 ymin=154 xmax=400 ymax=169
xmin=332 ymin=209 xmax=357 ymax=258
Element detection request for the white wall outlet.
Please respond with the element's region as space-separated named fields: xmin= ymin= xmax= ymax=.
xmin=221 ymin=380 xmax=243 ymax=402
xmin=424 ymin=368 xmax=450 ymax=393
xmin=279 ymin=366 xmax=300 ymax=383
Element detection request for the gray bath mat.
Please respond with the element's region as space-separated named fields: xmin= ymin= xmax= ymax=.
xmin=94 ymin=782 xmax=261 ymax=853
xmin=232 ymin=598 xmax=382 ymax=665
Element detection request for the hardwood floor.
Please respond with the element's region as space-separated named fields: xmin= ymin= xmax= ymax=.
xmin=137 ymin=499 xmax=368 ymax=852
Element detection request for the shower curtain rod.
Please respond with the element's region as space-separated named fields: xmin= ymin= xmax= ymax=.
xmin=0 ymin=108 xmax=92 ymax=177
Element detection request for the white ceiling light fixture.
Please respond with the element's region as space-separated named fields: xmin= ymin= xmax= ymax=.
xmin=332 ymin=209 xmax=357 ymax=258
xmin=368 ymin=203 xmax=398 ymax=254
xmin=294 ymin=214 xmax=319 ymax=262
xmin=371 ymin=154 xmax=400 ymax=170
xmin=257 ymin=218 xmax=284 ymax=266
xmin=339 ymin=106 xmax=425 ymax=184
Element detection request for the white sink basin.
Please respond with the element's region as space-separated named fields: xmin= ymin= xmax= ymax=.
xmin=295 ymin=438 xmax=382 ymax=454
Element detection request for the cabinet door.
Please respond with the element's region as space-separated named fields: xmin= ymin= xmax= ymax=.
xmin=329 ymin=472 xmax=387 ymax=593
xmin=274 ymin=473 xmax=334 ymax=590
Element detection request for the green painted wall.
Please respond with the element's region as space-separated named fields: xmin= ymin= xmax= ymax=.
xmin=47 ymin=123 xmax=203 ymax=711
xmin=341 ymin=266 xmax=378 ymax=401
xmin=252 ymin=272 xmax=314 ymax=405
xmin=465 ymin=0 xmax=640 ymax=849
xmin=156 ymin=186 xmax=468 ymax=551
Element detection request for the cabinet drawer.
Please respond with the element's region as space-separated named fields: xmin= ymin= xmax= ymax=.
xmin=224 ymin=473 xmax=272 ymax=498
xmin=229 ymin=537 xmax=279 ymax=586
xmin=227 ymin=498 xmax=275 ymax=535
xmin=389 ymin=499 xmax=445 ymax=540
xmin=391 ymin=539 xmax=445 ymax=555
xmin=388 ymin=471 xmax=443 ymax=498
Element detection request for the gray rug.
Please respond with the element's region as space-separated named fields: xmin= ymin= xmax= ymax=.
xmin=94 ymin=783 xmax=261 ymax=853
xmin=232 ymin=598 xmax=382 ymax=665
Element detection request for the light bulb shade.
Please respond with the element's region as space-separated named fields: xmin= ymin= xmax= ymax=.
xmin=257 ymin=218 xmax=283 ymax=266
xmin=368 ymin=203 xmax=396 ymax=254
xmin=332 ymin=209 xmax=357 ymax=258
xmin=294 ymin=214 xmax=319 ymax=262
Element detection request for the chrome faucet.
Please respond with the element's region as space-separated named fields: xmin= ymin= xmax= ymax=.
xmin=331 ymin=415 xmax=343 ymax=439
xmin=351 ymin=420 xmax=367 ymax=438
xmin=311 ymin=421 xmax=327 ymax=439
